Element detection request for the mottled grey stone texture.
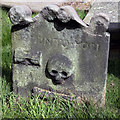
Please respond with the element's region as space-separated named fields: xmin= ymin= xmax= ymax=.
xmin=84 ymin=1 xmax=120 ymax=31
xmin=9 ymin=5 xmax=110 ymax=105
xmin=9 ymin=5 xmax=33 ymax=25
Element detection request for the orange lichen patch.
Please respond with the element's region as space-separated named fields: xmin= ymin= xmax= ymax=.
xmin=59 ymin=2 xmax=91 ymax=10
xmin=100 ymin=81 xmax=107 ymax=107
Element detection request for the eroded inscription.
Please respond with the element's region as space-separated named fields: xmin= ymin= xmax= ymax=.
xmin=33 ymin=87 xmax=76 ymax=101
xmin=39 ymin=37 xmax=100 ymax=51
xmin=79 ymin=42 xmax=100 ymax=51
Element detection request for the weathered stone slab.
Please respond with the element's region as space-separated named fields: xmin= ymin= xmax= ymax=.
xmin=83 ymin=0 xmax=120 ymax=60
xmin=84 ymin=0 xmax=120 ymax=30
xmin=9 ymin=5 xmax=110 ymax=106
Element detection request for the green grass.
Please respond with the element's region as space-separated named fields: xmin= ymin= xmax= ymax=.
xmin=76 ymin=9 xmax=86 ymax=20
xmin=1 ymin=8 xmax=120 ymax=119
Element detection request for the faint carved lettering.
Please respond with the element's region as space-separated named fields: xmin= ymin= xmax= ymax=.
xmin=79 ymin=42 xmax=99 ymax=51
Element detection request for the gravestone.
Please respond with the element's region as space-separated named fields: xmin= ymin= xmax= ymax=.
xmin=9 ymin=5 xmax=110 ymax=106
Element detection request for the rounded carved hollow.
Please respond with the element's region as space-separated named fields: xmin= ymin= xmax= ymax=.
xmin=46 ymin=54 xmax=74 ymax=85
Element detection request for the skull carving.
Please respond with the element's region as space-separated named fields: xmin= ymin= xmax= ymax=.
xmin=47 ymin=54 xmax=74 ymax=84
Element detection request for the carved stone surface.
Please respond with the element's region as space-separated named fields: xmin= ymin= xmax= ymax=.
xmin=9 ymin=5 xmax=33 ymax=25
xmin=83 ymin=0 xmax=120 ymax=30
xmin=83 ymin=0 xmax=120 ymax=60
xmin=9 ymin=5 xmax=110 ymax=105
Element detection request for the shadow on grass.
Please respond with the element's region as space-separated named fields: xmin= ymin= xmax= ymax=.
xmin=2 ymin=66 xmax=12 ymax=91
xmin=108 ymin=59 xmax=120 ymax=79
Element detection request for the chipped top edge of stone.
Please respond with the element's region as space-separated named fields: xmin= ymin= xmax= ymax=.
xmin=8 ymin=4 xmax=88 ymax=27
xmin=39 ymin=4 xmax=88 ymax=27
xmin=9 ymin=4 xmax=110 ymax=32
xmin=91 ymin=13 xmax=110 ymax=22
